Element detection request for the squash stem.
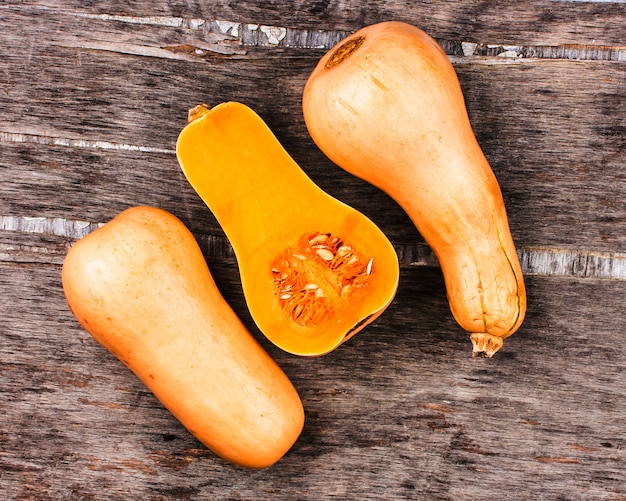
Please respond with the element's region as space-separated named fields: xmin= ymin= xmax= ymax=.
xmin=188 ymin=104 xmax=212 ymax=124
xmin=470 ymin=333 xmax=504 ymax=358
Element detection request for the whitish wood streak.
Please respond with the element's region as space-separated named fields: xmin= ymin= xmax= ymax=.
xmin=0 ymin=132 xmax=175 ymax=155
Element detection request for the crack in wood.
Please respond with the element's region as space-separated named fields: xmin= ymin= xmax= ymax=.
xmin=457 ymin=42 xmax=626 ymax=61
xmin=0 ymin=132 xmax=175 ymax=155
xmin=1 ymin=216 xmax=103 ymax=239
xmin=5 ymin=5 xmax=622 ymax=60
xmin=1 ymin=217 xmax=624 ymax=279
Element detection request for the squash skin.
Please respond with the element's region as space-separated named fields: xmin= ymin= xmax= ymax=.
xmin=176 ymin=102 xmax=399 ymax=357
xmin=61 ymin=206 xmax=304 ymax=468
xmin=302 ymin=21 xmax=526 ymax=357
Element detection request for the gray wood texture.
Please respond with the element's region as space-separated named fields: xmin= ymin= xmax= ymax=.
xmin=1 ymin=1 xmax=625 ymax=499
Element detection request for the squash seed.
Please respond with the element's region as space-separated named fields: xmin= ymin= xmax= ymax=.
xmin=316 ymin=248 xmax=335 ymax=261
xmin=271 ymin=231 xmax=373 ymax=327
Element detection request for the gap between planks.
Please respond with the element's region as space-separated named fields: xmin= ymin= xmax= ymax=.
xmin=1 ymin=215 xmax=625 ymax=280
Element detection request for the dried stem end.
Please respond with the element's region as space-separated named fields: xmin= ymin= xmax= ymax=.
xmin=470 ymin=333 xmax=504 ymax=358
xmin=188 ymin=104 xmax=211 ymax=124
xmin=325 ymin=36 xmax=365 ymax=69
xmin=271 ymin=232 xmax=374 ymax=327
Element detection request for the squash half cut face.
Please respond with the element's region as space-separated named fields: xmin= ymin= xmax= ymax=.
xmin=176 ymin=102 xmax=399 ymax=356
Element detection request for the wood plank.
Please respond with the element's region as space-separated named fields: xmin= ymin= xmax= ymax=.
xmin=3 ymin=47 xmax=623 ymax=180
xmin=2 ymin=59 xmax=624 ymax=253
xmin=3 ymin=1 xmax=625 ymax=46
xmin=2 ymin=137 xmax=625 ymax=268
xmin=1 ymin=261 xmax=625 ymax=499
xmin=3 ymin=4 xmax=625 ymax=65
xmin=0 ymin=143 xmax=205 ymax=232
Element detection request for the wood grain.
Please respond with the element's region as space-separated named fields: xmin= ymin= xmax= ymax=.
xmin=1 ymin=1 xmax=625 ymax=499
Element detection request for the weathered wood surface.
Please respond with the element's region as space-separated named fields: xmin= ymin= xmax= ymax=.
xmin=1 ymin=1 xmax=625 ymax=499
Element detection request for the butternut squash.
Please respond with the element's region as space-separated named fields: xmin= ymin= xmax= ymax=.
xmin=61 ymin=206 xmax=304 ymax=468
xmin=176 ymin=102 xmax=399 ymax=357
xmin=302 ymin=21 xmax=526 ymax=357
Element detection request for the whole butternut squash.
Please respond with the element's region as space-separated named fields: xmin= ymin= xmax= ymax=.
xmin=62 ymin=206 xmax=304 ymax=468
xmin=302 ymin=21 xmax=526 ymax=357
xmin=176 ymin=102 xmax=399 ymax=356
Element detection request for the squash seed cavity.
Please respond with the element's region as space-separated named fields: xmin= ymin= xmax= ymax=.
xmin=271 ymin=232 xmax=373 ymax=327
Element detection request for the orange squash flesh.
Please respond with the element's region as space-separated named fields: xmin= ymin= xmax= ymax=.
xmin=176 ymin=102 xmax=399 ymax=356
xmin=62 ymin=206 xmax=304 ymax=468
xmin=302 ymin=21 xmax=526 ymax=357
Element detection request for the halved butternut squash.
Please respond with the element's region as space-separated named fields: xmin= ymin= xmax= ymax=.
xmin=176 ymin=102 xmax=399 ymax=356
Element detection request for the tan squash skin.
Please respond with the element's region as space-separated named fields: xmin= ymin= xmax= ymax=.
xmin=302 ymin=21 xmax=526 ymax=357
xmin=62 ymin=206 xmax=304 ymax=468
xmin=176 ymin=102 xmax=399 ymax=357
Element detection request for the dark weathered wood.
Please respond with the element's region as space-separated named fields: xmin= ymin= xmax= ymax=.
xmin=1 ymin=1 xmax=625 ymax=499
xmin=460 ymin=60 xmax=626 ymax=254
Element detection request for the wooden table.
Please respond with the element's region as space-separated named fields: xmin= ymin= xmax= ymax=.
xmin=2 ymin=1 xmax=625 ymax=499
